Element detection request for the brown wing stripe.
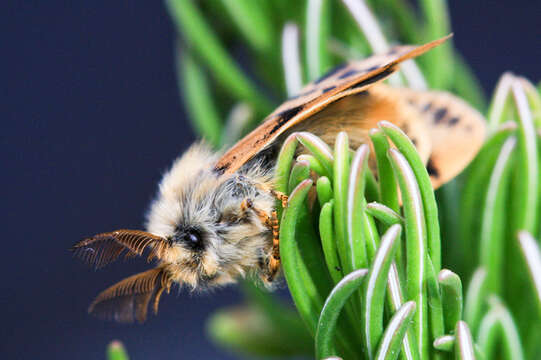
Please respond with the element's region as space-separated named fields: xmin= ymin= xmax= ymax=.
xmin=347 ymin=66 xmax=396 ymax=90
xmin=214 ymin=36 xmax=451 ymax=175
xmin=272 ymin=105 xmax=304 ymax=132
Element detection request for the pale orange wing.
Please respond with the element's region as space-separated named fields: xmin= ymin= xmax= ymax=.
xmin=214 ymin=35 xmax=451 ymax=174
xmin=402 ymin=89 xmax=486 ymax=188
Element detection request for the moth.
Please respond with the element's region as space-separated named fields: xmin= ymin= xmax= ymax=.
xmin=72 ymin=35 xmax=485 ymax=323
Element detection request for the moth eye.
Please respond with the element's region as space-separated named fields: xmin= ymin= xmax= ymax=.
xmin=174 ymin=228 xmax=204 ymax=251
xmin=183 ymin=229 xmax=203 ymax=251
xmin=187 ymin=232 xmax=200 ymax=245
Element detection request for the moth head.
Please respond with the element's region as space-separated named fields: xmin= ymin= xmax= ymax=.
xmin=73 ymin=144 xmax=273 ymax=322
xmin=145 ymin=143 xmax=273 ymax=288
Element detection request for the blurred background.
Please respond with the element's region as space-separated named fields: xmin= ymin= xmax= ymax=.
xmin=2 ymin=1 xmax=540 ymax=359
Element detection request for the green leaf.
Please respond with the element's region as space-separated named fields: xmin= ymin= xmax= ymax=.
xmin=316 ymin=268 xmax=369 ymax=359
xmin=454 ymin=321 xmax=475 ymax=360
xmin=374 ymin=301 xmax=417 ymax=360
xmin=274 ymin=134 xmax=299 ymax=193
xmin=282 ymin=23 xmax=303 ymax=97
xmin=107 ymin=341 xmax=129 ymax=360
xmin=320 ymin=201 xmax=343 ymax=284
xmin=207 ymin=304 xmax=313 ymax=357
xmin=380 ymin=121 xmax=441 ymax=272
xmin=342 ymin=0 xmax=429 ymax=88
xmin=365 ymin=169 xmax=381 ymax=203
xmin=490 ymin=299 xmax=525 ymax=360
xmin=517 ymin=231 xmax=541 ymax=316
xmin=476 ymin=310 xmax=499 ymax=360
xmin=479 ymin=137 xmax=516 ymax=293
xmin=280 ymin=179 xmax=321 ymax=334
xmin=298 ymin=154 xmax=328 ymax=176
xmin=288 ymin=159 xmax=311 ymax=193
xmin=477 ymin=298 xmax=525 ymax=360
xmin=487 ymin=73 xmax=515 ymax=132
xmin=385 ymin=262 xmax=420 ymax=360
xmin=434 ymin=335 xmax=485 ymax=359
xmin=368 ymin=0 xmax=421 ymax=44
xmin=459 ymin=122 xmax=516 ymax=276
xmin=519 ymin=77 xmax=541 ymax=128
xmin=433 ymin=335 xmax=454 ymax=352
xmin=362 ymin=224 xmax=402 ymax=358
xmin=438 ymin=269 xmax=463 ymax=334
xmin=369 ymin=129 xmax=399 ymax=212
xmin=510 ymin=80 xmax=539 ymax=233
xmin=426 ymin=257 xmax=445 ymax=351
xmin=387 ymin=147 xmax=429 ymax=359
xmin=347 ymin=144 xmax=370 ymax=270
xmin=178 ymin=49 xmax=223 ymax=147
xmin=333 ymin=132 xmax=353 ymax=275
xmin=365 ymin=202 xmax=403 ymax=227
xmin=417 ymin=0 xmax=453 ymax=89
xmin=464 ymin=268 xmax=489 ymax=334
xmin=166 ymin=0 xmax=271 ymax=113
xmin=297 ymin=132 xmax=335 ymax=178
xmin=220 ymin=0 xmax=275 ymax=54
xmin=286 ymin=160 xmax=335 ymax=309
xmin=274 ymin=134 xmax=298 ymax=218
xmin=317 ymin=176 xmax=334 ymax=207
xmin=305 ymin=0 xmax=332 ymax=80
xmin=505 ymin=81 xmax=541 ymax=341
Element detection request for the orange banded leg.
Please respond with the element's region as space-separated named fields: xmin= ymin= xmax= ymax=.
xmin=239 ymin=199 xmax=281 ymax=281
xmin=240 ymin=176 xmax=288 ymax=208
xmin=253 ymin=208 xmax=280 ymax=281
xmin=267 ymin=210 xmax=280 ymax=281
xmin=272 ymin=190 xmax=289 ymax=209
xmin=240 ymin=198 xmax=273 ymax=228
xmin=239 ymin=198 xmax=253 ymax=214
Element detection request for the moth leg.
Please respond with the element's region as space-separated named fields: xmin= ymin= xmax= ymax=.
xmin=239 ymin=199 xmax=281 ymax=281
xmin=254 ymin=181 xmax=289 ymax=208
xmin=239 ymin=198 xmax=253 ymax=215
xmin=267 ymin=210 xmax=281 ymax=282
xmin=240 ymin=198 xmax=273 ymax=227
xmin=252 ymin=207 xmax=281 ymax=282
xmin=273 ymin=190 xmax=289 ymax=209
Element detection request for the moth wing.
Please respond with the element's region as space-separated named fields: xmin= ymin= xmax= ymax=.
xmin=403 ymin=89 xmax=486 ymax=188
xmin=286 ymin=84 xmax=433 ymax=166
xmin=88 ymin=267 xmax=171 ymax=323
xmin=215 ymin=35 xmax=451 ymax=174
xmin=273 ymin=83 xmax=485 ymax=189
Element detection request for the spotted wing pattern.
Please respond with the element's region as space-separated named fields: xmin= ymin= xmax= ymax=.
xmin=402 ymin=89 xmax=486 ymax=188
xmin=214 ymin=36 xmax=451 ymax=175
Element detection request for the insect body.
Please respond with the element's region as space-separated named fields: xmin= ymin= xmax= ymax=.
xmin=72 ymin=36 xmax=485 ymax=323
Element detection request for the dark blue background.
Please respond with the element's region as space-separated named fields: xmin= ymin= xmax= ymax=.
xmin=2 ymin=1 xmax=540 ymax=359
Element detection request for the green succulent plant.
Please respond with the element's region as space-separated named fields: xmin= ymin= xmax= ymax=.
xmin=108 ymin=1 xmax=541 ymax=359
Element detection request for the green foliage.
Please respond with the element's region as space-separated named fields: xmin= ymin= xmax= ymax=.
xmin=157 ymin=1 xmax=541 ymax=359
xmin=207 ymin=281 xmax=314 ymax=357
xmin=106 ymin=341 xmax=129 ymax=360
xmin=166 ymin=0 xmax=488 ymax=150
